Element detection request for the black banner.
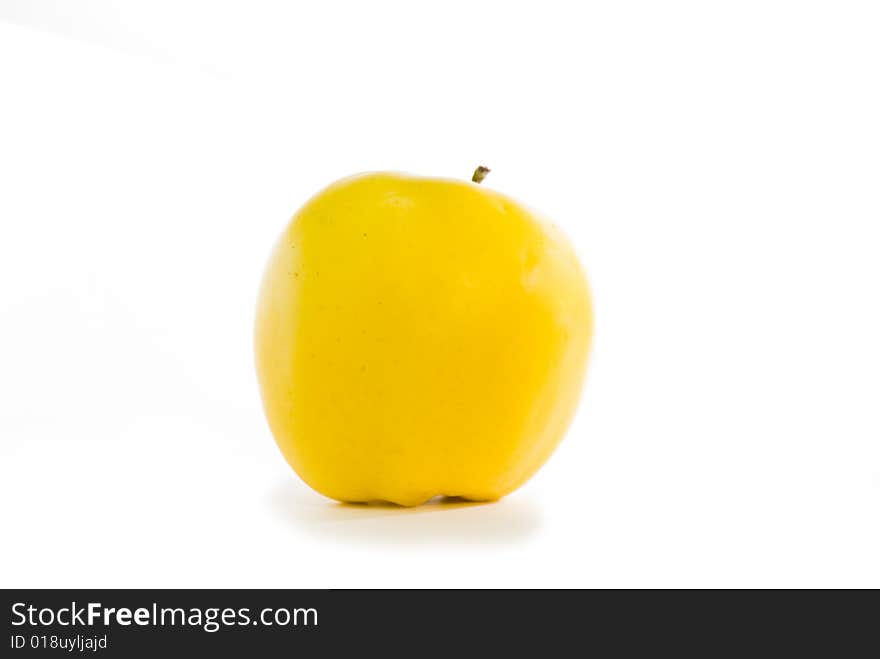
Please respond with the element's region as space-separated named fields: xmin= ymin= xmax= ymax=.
xmin=2 ymin=589 xmax=876 ymax=656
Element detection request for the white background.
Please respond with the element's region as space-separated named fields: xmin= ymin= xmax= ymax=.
xmin=1 ymin=1 xmax=878 ymax=588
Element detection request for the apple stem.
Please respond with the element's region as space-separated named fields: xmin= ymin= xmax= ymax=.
xmin=471 ymin=166 xmax=491 ymax=184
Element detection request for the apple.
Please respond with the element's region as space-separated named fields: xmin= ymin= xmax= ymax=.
xmin=255 ymin=168 xmax=593 ymax=506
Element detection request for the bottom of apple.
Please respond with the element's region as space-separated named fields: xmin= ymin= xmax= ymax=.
xmin=335 ymin=492 xmax=503 ymax=508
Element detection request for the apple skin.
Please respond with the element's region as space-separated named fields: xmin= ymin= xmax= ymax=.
xmin=255 ymin=172 xmax=593 ymax=506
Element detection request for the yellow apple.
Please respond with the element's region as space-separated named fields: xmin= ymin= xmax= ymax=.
xmin=255 ymin=168 xmax=593 ymax=506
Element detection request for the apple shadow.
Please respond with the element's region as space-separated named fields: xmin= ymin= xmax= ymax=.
xmin=268 ymin=480 xmax=543 ymax=546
